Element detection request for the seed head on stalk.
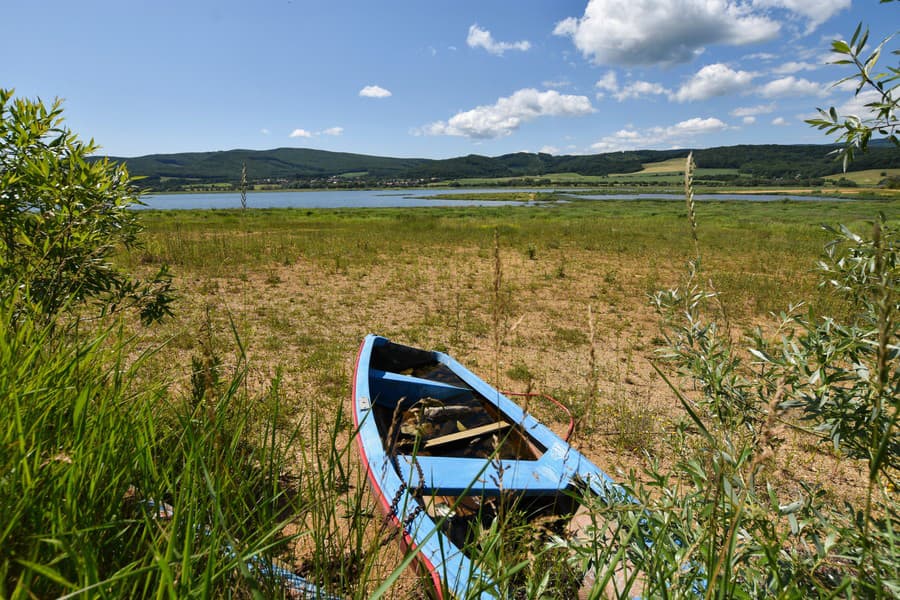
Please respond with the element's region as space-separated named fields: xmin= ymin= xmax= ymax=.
xmin=684 ymin=152 xmax=699 ymax=261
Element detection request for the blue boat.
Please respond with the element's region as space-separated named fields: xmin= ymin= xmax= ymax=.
xmin=351 ymin=335 xmax=629 ymax=599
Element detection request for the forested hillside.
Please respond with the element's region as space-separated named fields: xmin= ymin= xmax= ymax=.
xmin=103 ymin=143 xmax=900 ymax=190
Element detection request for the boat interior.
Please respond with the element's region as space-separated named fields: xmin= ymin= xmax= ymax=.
xmin=368 ymin=340 xmax=544 ymax=461
xmin=366 ymin=340 xmax=591 ymax=562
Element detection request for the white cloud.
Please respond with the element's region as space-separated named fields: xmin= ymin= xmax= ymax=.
xmin=771 ymin=60 xmax=821 ymax=74
xmin=832 ymin=79 xmax=859 ymax=93
xmin=744 ymin=52 xmax=777 ymax=61
xmin=260 ymin=128 xmax=270 ymax=135
xmin=669 ymin=117 xmax=730 ymax=136
xmin=593 ymin=72 xmax=669 ymax=101
xmin=422 ymin=88 xmax=593 ymax=139
xmin=540 ymin=145 xmax=561 ymax=155
xmin=818 ymin=49 xmax=840 ymax=65
xmin=290 ymin=126 xmax=344 ymax=138
xmin=554 ymin=0 xmax=780 ymax=66
xmin=595 ymin=71 xmax=618 ymax=93
xmin=359 ymin=85 xmax=392 ymax=98
xmin=543 ymin=79 xmax=572 ymax=89
xmin=743 ymin=116 xmax=757 ymax=124
xmin=591 ymin=128 xmax=645 ymax=152
xmin=731 ymin=103 xmax=777 ymax=117
xmin=591 ymin=116 xmax=728 ymax=151
xmin=758 ymin=76 xmax=827 ymax=97
xmin=673 ymin=64 xmax=756 ymax=102
xmin=752 ymin=0 xmax=850 ymax=33
xmin=772 ymin=116 xmax=789 ymax=125
xmin=834 ymin=89 xmax=885 ymax=122
xmin=467 ymin=24 xmax=530 ymax=56
xmin=615 ymin=80 xmax=670 ymax=101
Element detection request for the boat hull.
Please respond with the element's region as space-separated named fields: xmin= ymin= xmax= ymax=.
xmin=351 ymin=335 xmax=622 ymax=599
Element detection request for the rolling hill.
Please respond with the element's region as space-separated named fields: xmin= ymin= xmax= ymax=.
xmin=103 ymin=143 xmax=900 ymax=190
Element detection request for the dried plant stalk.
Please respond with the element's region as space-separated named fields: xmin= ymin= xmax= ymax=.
xmin=684 ymin=152 xmax=699 ymax=261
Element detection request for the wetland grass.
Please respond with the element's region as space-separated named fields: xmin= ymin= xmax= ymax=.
xmin=0 ymin=311 xmax=306 ymax=598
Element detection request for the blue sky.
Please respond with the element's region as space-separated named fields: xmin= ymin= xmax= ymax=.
xmin=3 ymin=1 xmax=895 ymax=158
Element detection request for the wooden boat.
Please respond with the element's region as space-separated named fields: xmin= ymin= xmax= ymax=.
xmin=351 ymin=334 xmax=628 ymax=599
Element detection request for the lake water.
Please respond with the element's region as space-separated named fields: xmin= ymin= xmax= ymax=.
xmin=571 ymin=192 xmax=845 ymax=202
xmin=137 ymin=188 xmax=841 ymax=210
xmin=138 ymin=189 xmax=538 ymax=210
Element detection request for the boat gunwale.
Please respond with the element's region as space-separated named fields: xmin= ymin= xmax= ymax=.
xmin=352 ymin=336 xmax=450 ymax=598
xmin=353 ymin=334 xmax=624 ymax=599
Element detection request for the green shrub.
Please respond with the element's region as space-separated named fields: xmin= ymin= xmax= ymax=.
xmin=0 ymin=89 xmax=173 ymax=325
xmin=644 ymin=215 xmax=898 ymax=597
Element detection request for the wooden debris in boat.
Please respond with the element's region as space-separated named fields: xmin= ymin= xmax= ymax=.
xmin=423 ymin=405 xmax=477 ymax=421
xmin=424 ymin=421 xmax=510 ymax=449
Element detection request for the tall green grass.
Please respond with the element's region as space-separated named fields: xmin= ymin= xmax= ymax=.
xmin=0 ymin=305 xmax=308 ymax=598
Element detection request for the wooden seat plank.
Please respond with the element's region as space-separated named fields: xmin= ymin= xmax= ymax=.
xmin=423 ymin=421 xmax=510 ymax=449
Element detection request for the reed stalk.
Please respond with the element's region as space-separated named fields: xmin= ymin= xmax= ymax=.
xmin=684 ymin=152 xmax=700 ymax=263
xmin=240 ymin=161 xmax=248 ymax=211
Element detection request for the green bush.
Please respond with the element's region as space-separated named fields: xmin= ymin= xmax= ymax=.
xmin=0 ymin=88 xmax=172 ymax=325
xmin=643 ymin=215 xmax=898 ymax=597
xmin=0 ymin=89 xmax=310 ymax=599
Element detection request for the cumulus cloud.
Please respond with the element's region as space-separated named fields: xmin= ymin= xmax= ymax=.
xmin=540 ymin=145 xmax=561 ymax=155
xmin=832 ymin=78 xmax=859 ymax=93
xmin=834 ymin=89 xmax=885 ymax=122
xmin=752 ymin=0 xmax=850 ymax=32
xmin=595 ymin=71 xmax=618 ymax=94
xmin=260 ymin=128 xmax=271 ymax=135
xmin=554 ymin=0 xmax=780 ymax=66
xmin=591 ymin=117 xmax=728 ymax=151
xmin=467 ymin=24 xmax=531 ymax=56
xmin=731 ymin=103 xmax=776 ymax=117
xmin=359 ymin=85 xmax=392 ymax=98
xmin=543 ymin=79 xmax=572 ymax=89
xmin=744 ymin=52 xmax=778 ymax=61
xmin=422 ymin=88 xmax=593 ymax=139
xmin=772 ymin=116 xmax=789 ymax=125
xmin=669 ymin=117 xmax=730 ymax=135
xmin=772 ymin=60 xmax=821 ymax=75
xmin=289 ymin=126 xmax=344 ymax=138
xmin=594 ymin=73 xmax=669 ymax=101
xmin=672 ymin=63 xmax=756 ymax=102
xmin=758 ymin=76 xmax=827 ymax=98
xmin=743 ymin=116 xmax=757 ymax=124
xmin=615 ymin=81 xmax=670 ymax=101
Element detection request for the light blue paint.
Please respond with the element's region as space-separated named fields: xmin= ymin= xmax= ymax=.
xmin=352 ymin=334 xmax=626 ymax=599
